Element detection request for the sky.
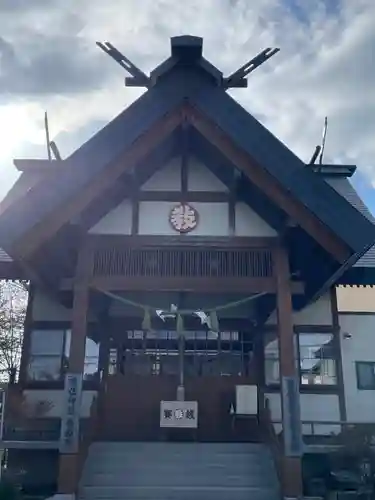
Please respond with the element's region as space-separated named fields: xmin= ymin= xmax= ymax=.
xmin=0 ymin=0 xmax=374 ymax=210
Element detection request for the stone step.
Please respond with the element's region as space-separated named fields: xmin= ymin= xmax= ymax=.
xmin=90 ymin=441 xmax=266 ymax=453
xmin=81 ymin=485 xmax=279 ymax=500
xmin=80 ymin=442 xmax=279 ymax=500
xmin=82 ymin=470 xmax=274 ymax=488
xmin=83 ymin=459 xmax=271 ymax=476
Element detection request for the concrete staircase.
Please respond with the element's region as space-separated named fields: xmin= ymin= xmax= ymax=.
xmin=80 ymin=441 xmax=280 ymax=500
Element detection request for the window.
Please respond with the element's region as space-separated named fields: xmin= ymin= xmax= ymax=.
xmin=356 ymin=362 xmax=375 ymax=390
xmin=120 ymin=330 xmax=252 ymax=377
xmin=264 ymin=333 xmax=280 ymax=384
xmin=28 ymin=330 xmax=66 ymax=381
xmin=28 ymin=329 xmax=100 ymax=382
xmin=264 ymin=332 xmax=298 ymax=385
xmin=299 ymin=333 xmax=337 ymax=386
xmin=264 ymin=332 xmax=336 ymax=387
xmin=64 ymin=332 xmax=100 ymax=381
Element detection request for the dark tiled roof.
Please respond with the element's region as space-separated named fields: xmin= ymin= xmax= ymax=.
xmin=193 ymin=86 xmax=375 ymax=256
xmin=325 ymin=177 xmax=375 ymax=268
xmin=0 ymin=36 xmax=374 ymax=273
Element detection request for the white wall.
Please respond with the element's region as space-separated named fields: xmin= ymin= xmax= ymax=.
xmin=340 ymin=313 xmax=375 ymax=423
xmin=33 ymin=290 xmax=72 ymax=322
xmin=266 ymin=392 xmax=341 ymax=435
xmin=141 ymin=157 xmax=181 ymax=191
xmin=88 ymin=155 xmax=277 ymax=237
xmin=89 ymin=200 xmax=132 ymax=235
xmin=267 ymin=292 xmax=333 ymax=326
xmin=137 ymin=201 xmax=276 ymax=237
xmin=235 ymin=203 xmax=277 ymax=237
xmin=23 ymin=390 xmax=97 ymax=418
xmin=188 ymin=158 xmax=228 ymax=192
xmin=138 ymin=201 xmax=229 ymax=236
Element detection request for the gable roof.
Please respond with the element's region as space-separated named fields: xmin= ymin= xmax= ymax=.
xmin=326 ymin=177 xmax=375 ymax=268
xmin=0 ymin=36 xmax=374 ymax=277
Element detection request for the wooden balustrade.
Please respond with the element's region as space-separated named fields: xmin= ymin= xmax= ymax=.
xmin=86 ymin=237 xmax=278 ymax=292
xmin=269 ymin=419 xmax=375 ymax=446
xmin=93 ymin=245 xmax=273 ymax=279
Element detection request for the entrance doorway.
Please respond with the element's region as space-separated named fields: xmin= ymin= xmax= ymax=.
xmin=99 ymin=328 xmax=260 ymax=442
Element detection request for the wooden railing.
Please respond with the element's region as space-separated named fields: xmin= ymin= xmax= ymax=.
xmin=75 ymin=390 xmax=102 ymax=496
xmin=260 ymin=397 xmax=283 ymax=487
xmin=270 ymin=419 xmax=375 ymax=445
xmin=93 ymin=245 xmax=273 ymax=279
xmin=3 ymin=418 xmax=61 ymax=442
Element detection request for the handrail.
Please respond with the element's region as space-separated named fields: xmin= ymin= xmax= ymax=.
xmin=270 ymin=419 xmax=372 ymax=437
xmin=260 ymin=396 xmax=283 ymax=487
xmin=75 ymin=392 xmax=100 ymax=495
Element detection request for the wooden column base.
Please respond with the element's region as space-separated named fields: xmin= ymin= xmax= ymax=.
xmin=57 ymin=454 xmax=80 ymax=494
xmin=281 ymin=456 xmax=303 ymax=498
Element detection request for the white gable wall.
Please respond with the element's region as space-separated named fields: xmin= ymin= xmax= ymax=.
xmin=89 ymin=200 xmax=132 ymax=235
xmin=235 ymin=203 xmax=276 ymax=237
xmin=188 ymin=158 xmax=228 ymax=192
xmin=141 ymin=157 xmax=181 ymax=191
xmin=88 ymin=156 xmax=277 ymax=238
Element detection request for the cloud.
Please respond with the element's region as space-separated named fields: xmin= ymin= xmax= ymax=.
xmin=0 ymin=0 xmax=374 ymax=203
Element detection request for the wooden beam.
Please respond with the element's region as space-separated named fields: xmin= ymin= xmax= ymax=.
xmin=138 ymin=191 xmax=229 ymax=202
xmin=187 ymin=105 xmax=352 ymax=264
xmin=86 ymin=234 xmax=279 ymax=249
xmin=57 ymin=242 xmax=93 ymax=494
xmin=70 ymin=276 xmax=304 ymax=294
xmin=14 ymin=106 xmax=184 ymax=260
xmin=330 ymin=286 xmax=347 ymax=421
xmin=181 ymin=122 xmax=189 ymax=197
xmin=274 ymin=245 xmax=303 ymax=498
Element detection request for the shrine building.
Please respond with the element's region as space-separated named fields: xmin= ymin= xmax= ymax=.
xmin=1 ymin=35 xmax=375 ymax=500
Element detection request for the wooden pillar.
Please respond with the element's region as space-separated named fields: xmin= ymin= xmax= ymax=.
xmin=330 ymin=287 xmax=347 ymax=421
xmin=274 ymin=245 xmax=303 ymax=499
xmin=57 ymin=243 xmax=92 ymax=495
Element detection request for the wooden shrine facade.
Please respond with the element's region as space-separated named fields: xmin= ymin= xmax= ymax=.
xmin=1 ymin=36 xmax=375 ymax=500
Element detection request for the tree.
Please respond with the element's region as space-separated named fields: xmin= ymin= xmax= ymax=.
xmin=0 ymin=282 xmax=28 ymax=384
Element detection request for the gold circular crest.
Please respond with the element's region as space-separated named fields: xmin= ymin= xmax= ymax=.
xmin=169 ymin=203 xmax=199 ymax=233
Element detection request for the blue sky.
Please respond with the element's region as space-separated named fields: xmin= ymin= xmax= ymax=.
xmin=0 ymin=0 xmax=374 ymax=212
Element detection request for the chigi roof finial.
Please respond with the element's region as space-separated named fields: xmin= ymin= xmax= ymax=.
xmin=96 ymin=36 xmax=280 ymax=90
xmin=223 ymin=47 xmax=280 ymax=89
xmin=96 ymin=41 xmax=151 ymax=88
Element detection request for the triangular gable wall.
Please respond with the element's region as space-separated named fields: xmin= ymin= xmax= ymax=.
xmin=188 ymin=157 xmax=228 ymax=192
xmin=89 ymin=155 xmax=276 ymax=237
xmin=141 ymin=157 xmax=181 ymax=191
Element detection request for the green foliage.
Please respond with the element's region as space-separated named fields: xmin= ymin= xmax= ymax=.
xmin=0 ymin=478 xmax=20 ymax=500
xmin=330 ymin=424 xmax=375 ymax=486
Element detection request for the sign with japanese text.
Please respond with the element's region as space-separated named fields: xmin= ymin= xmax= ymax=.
xmin=160 ymin=400 xmax=198 ymax=428
xmin=169 ymin=203 xmax=198 ymax=233
xmin=281 ymin=376 xmax=303 ymax=457
xmin=59 ymin=373 xmax=83 ymax=453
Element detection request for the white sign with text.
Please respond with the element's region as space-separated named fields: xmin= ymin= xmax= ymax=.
xmin=160 ymin=400 xmax=198 ymax=429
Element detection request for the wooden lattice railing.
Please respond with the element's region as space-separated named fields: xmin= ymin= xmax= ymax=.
xmin=92 ymin=245 xmax=273 ymax=279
